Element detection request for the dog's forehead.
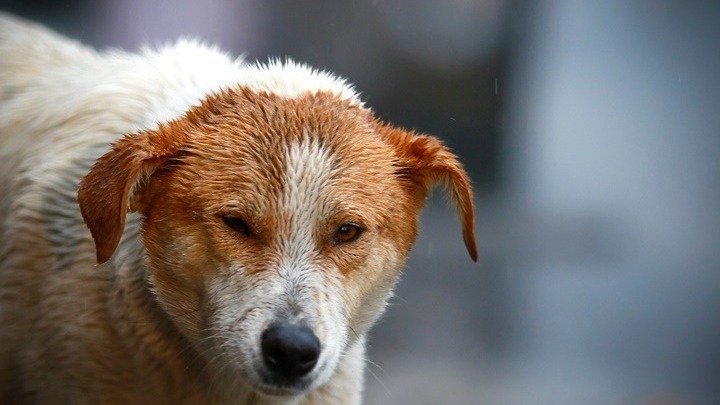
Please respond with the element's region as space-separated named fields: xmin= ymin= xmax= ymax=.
xmin=188 ymin=87 xmax=378 ymax=157
xmin=180 ymin=88 xmax=400 ymax=217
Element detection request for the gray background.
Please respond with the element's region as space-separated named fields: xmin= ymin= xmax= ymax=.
xmin=1 ymin=1 xmax=718 ymax=403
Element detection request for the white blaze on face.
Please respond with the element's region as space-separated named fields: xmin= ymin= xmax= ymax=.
xmin=272 ymin=138 xmax=348 ymax=387
xmin=278 ymin=138 xmax=335 ymax=260
xmin=208 ymin=138 xmax=348 ymax=392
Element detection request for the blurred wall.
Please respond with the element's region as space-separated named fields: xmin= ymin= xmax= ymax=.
xmin=498 ymin=1 xmax=720 ymax=403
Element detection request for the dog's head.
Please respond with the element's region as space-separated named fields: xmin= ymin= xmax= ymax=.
xmin=78 ymin=85 xmax=476 ymax=397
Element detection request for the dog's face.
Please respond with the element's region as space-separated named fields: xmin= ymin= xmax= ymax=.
xmin=78 ymin=88 xmax=476 ymax=397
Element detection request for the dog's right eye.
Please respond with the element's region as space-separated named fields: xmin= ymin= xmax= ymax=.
xmin=221 ymin=216 xmax=251 ymax=236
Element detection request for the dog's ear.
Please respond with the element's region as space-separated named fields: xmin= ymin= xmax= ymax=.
xmin=78 ymin=127 xmax=187 ymax=264
xmin=380 ymin=124 xmax=478 ymax=262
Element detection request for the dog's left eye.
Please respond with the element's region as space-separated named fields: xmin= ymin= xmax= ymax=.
xmin=334 ymin=224 xmax=362 ymax=244
xmin=222 ymin=216 xmax=251 ymax=236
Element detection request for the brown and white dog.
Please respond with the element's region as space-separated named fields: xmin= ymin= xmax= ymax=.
xmin=0 ymin=13 xmax=477 ymax=404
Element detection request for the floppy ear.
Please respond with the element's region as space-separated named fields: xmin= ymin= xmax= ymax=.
xmin=78 ymin=127 xmax=187 ymax=264
xmin=380 ymin=125 xmax=478 ymax=262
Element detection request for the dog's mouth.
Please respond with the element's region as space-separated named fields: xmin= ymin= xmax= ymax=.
xmin=253 ymin=374 xmax=313 ymax=397
xmin=242 ymin=360 xmax=327 ymax=398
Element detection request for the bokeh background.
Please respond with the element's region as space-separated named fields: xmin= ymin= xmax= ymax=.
xmin=2 ymin=1 xmax=719 ymax=404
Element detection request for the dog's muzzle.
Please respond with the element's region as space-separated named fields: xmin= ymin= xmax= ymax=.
xmin=260 ymin=322 xmax=321 ymax=387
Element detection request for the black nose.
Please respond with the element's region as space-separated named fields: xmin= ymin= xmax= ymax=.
xmin=261 ymin=323 xmax=321 ymax=380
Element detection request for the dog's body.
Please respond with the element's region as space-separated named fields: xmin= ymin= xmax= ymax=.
xmin=0 ymin=14 xmax=477 ymax=404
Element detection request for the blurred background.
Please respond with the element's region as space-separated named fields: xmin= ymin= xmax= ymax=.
xmin=2 ymin=0 xmax=718 ymax=403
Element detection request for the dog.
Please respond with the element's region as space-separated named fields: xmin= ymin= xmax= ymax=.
xmin=0 ymin=13 xmax=477 ymax=404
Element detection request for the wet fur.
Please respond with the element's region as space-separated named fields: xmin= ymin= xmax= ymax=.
xmin=0 ymin=13 xmax=476 ymax=404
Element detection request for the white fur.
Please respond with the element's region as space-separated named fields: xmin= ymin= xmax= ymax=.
xmin=281 ymin=139 xmax=337 ymax=258
xmin=277 ymin=140 xmax=348 ymax=390
xmin=140 ymin=48 xmax=363 ymax=129
xmin=238 ymin=60 xmax=361 ymax=107
xmin=0 ymin=12 xmax=361 ymax=151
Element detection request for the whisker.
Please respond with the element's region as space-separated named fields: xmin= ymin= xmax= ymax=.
xmin=363 ymin=357 xmax=389 ymax=394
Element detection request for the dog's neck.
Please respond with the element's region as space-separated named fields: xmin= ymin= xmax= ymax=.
xmin=103 ymin=213 xmax=211 ymax=399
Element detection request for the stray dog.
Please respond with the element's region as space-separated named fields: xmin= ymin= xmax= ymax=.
xmin=0 ymin=13 xmax=477 ymax=404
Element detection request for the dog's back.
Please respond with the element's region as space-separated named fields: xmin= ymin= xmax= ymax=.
xmin=0 ymin=12 xmax=98 ymax=164
xmin=0 ymin=12 xmax=93 ymax=99
xmin=0 ymin=13 xmax=91 ymax=214
xmin=0 ymin=14 xmax=115 ymax=402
